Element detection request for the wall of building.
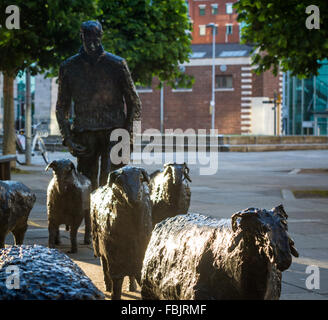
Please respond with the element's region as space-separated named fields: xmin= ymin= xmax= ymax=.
xmin=34 ymin=74 xmax=60 ymax=135
xmin=189 ymin=0 xmax=240 ymax=44
xmin=49 ymin=78 xmax=60 ymax=135
xmin=140 ymin=62 xmax=254 ymax=134
xmin=251 ymin=97 xmax=275 ymax=135
xmin=34 ymin=74 xmax=51 ymax=123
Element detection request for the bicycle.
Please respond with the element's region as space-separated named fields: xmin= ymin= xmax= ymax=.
xmin=16 ymin=122 xmax=50 ymax=165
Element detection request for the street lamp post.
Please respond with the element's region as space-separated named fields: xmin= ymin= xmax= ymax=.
xmin=206 ymin=23 xmax=217 ymax=130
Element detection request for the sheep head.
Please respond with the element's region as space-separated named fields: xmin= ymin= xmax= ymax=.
xmin=45 ymin=159 xmax=76 ymax=177
xmin=231 ymin=205 xmax=298 ymax=272
xmin=162 ymin=162 xmax=192 ymax=185
xmin=107 ymin=166 xmax=150 ymax=207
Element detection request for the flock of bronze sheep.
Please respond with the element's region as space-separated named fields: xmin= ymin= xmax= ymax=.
xmin=0 ymin=159 xmax=298 ymax=300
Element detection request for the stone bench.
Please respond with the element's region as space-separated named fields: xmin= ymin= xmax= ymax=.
xmin=0 ymin=154 xmax=16 ymax=180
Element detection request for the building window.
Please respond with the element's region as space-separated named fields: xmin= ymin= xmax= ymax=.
xmin=216 ymin=75 xmax=233 ymax=89
xmin=199 ymin=25 xmax=206 ymax=36
xmin=136 ymin=83 xmax=152 ymax=93
xmin=226 ymin=3 xmax=233 ymax=14
xmin=172 ymin=79 xmax=193 ymax=92
xmin=199 ymin=5 xmax=206 ymax=16
xmin=173 ymin=68 xmax=193 ymax=92
xmin=211 ymin=4 xmax=218 ymax=15
xmin=226 ymin=24 xmax=233 ymax=35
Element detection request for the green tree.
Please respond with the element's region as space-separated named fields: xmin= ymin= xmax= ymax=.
xmin=1 ymin=0 xmax=192 ymax=157
xmin=0 ymin=0 xmax=97 ymax=156
xmin=234 ymin=0 xmax=328 ymax=77
xmin=98 ymin=0 xmax=193 ymax=87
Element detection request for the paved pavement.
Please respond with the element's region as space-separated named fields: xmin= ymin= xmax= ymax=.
xmin=5 ymin=150 xmax=328 ymax=300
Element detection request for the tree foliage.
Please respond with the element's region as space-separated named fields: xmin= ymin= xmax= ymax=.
xmin=0 ymin=0 xmax=97 ymax=156
xmin=0 ymin=0 xmax=192 ymax=84
xmin=234 ymin=0 xmax=328 ymax=77
xmin=0 ymin=0 xmax=98 ymax=76
xmin=98 ymin=0 xmax=193 ymax=87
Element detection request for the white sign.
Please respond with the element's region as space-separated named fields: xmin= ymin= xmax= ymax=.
xmin=302 ymin=121 xmax=314 ymax=128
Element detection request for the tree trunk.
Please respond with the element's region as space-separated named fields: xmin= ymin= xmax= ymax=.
xmin=3 ymin=73 xmax=16 ymax=168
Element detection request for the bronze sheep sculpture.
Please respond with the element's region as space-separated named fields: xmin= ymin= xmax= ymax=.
xmin=150 ymin=162 xmax=191 ymax=226
xmin=0 ymin=181 xmax=36 ymax=248
xmin=128 ymin=162 xmax=192 ymax=292
xmin=90 ymin=166 xmax=152 ymax=300
xmin=141 ymin=205 xmax=298 ymax=300
xmin=46 ymin=159 xmax=92 ymax=253
xmin=0 ymin=245 xmax=104 ymax=300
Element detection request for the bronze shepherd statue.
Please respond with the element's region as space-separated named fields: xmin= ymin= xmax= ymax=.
xmin=56 ymin=20 xmax=141 ymax=190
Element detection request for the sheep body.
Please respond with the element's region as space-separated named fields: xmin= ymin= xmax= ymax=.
xmin=46 ymin=159 xmax=91 ymax=253
xmin=91 ymin=166 xmax=152 ymax=299
xmin=141 ymin=205 xmax=298 ymax=300
xmin=0 ymin=181 xmax=36 ymax=247
xmin=150 ymin=163 xmax=191 ymax=226
xmin=0 ymin=244 xmax=104 ymax=299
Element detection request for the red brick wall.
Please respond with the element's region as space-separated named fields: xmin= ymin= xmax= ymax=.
xmin=262 ymin=69 xmax=281 ymax=98
xmin=189 ymin=0 xmax=240 ymax=44
xmin=252 ymin=72 xmax=264 ymax=97
xmin=140 ymin=65 xmax=243 ymax=134
xmin=138 ymin=78 xmax=161 ymax=131
xmin=252 ymin=69 xmax=280 ymax=98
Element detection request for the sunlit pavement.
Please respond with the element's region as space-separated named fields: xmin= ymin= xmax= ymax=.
xmin=6 ymin=150 xmax=328 ymax=300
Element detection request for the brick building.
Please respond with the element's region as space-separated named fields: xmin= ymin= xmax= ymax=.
xmin=138 ymin=0 xmax=282 ymax=135
xmin=139 ymin=0 xmax=282 ymax=134
xmin=188 ymin=0 xmax=240 ymax=44
xmin=139 ymin=43 xmax=282 ymax=135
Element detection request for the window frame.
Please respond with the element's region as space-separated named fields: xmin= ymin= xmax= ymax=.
xmin=199 ymin=4 xmax=206 ymax=16
xmin=215 ymin=74 xmax=234 ymax=91
xmin=226 ymin=24 xmax=233 ymax=35
xmin=211 ymin=4 xmax=218 ymax=15
xmin=226 ymin=3 xmax=233 ymax=14
xmin=199 ymin=25 xmax=206 ymax=36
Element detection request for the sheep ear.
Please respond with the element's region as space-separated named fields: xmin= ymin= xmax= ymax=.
xmin=231 ymin=208 xmax=259 ymax=232
xmin=107 ymin=171 xmax=118 ymax=186
xmin=70 ymin=162 xmax=78 ymax=175
xmin=70 ymin=162 xmax=76 ymax=172
xmin=183 ymin=164 xmax=192 ymax=182
xmin=45 ymin=160 xmax=57 ymax=172
xmin=141 ymin=169 xmax=150 ymax=184
xmin=273 ymin=204 xmax=288 ymax=220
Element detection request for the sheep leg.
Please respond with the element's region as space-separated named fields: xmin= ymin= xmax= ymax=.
xmin=83 ymin=210 xmax=91 ymax=245
xmin=12 ymin=223 xmax=28 ymax=245
xmin=0 ymin=232 xmax=5 ymax=248
xmin=111 ymin=277 xmax=124 ymax=300
xmin=55 ymin=227 xmax=61 ymax=245
xmin=48 ymin=222 xmax=58 ymax=248
xmin=100 ymin=256 xmax=112 ymax=292
xmin=129 ymin=276 xmax=138 ymax=292
xmin=68 ymin=225 xmax=78 ymax=253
